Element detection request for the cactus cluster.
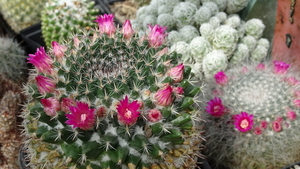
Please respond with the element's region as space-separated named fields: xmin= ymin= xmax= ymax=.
xmin=0 ymin=0 xmax=47 ymax=33
xmin=22 ymin=14 xmax=203 ymax=169
xmin=201 ymin=61 xmax=300 ymax=169
xmin=41 ymin=0 xmax=100 ymax=48
xmin=0 ymin=36 xmax=27 ymax=81
xmin=0 ymin=74 xmax=25 ymax=169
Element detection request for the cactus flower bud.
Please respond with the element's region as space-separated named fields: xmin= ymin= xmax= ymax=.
xmin=286 ymin=110 xmax=297 ymax=120
xmin=256 ymin=63 xmax=266 ymax=70
xmin=272 ymin=120 xmax=282 ymax=132
xmin=154 ymin=85 xmax=173 ymax=106
xmin=95 ymin=14 xmax=116 ymax=36
xmin=147 ymin=24 xmax=168 ymax=48
xmin=273 ymin=60 xmax=290 ymax=74
xmin=65 ymin=101 xmax=96 ymax=130
xmin=35 ymin=75 xmax=56 ymax=95
xmin=147 ymin=109 xmax=162 ymax=122
xmin=121 ymin=20 xmax=134 ymax=39
xmin=172 ymin=86 xmax=184 ymax=96
xmin=214 ymin=71 xmax=228 ymax=85
xmin=41 ymin=97 xmax=60 ymax=116
xmin=28 ymin=47 xmax=53 ymax=75
xmin=168 ymin=63 xmax=184 ymax=83
xmin=116 ymin=96 xmax=141 ymax=125
xmin=51 ymin=41 xmax=67 ymax=62
xmin=61 ymin=98 xmax=76 ymax=113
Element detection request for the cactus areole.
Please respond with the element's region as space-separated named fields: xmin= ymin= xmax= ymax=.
xmin=23 ymin=14 xmax=202 ymax=169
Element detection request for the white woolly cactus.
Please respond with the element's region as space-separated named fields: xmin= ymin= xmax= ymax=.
xmin=0 ymin=37 xmax=27 ymax=81
xmin=202 ymin=60 xmax=300 ymax=169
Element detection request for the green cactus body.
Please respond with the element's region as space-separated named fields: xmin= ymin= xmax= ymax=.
xmin=0 ymin=37 xmax=27 ymax=81
xmin=0 ymin=0 xmax=47 ymax=33
xmin=41 ymin=0 xmax=100 ymax=47
xmin=202 ymin=61 xmax=300 ymax=169
xmin=23 ymin=15 xmax=202 ymax=169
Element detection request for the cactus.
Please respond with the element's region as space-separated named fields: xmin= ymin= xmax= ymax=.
xmin=0 ymin=36 xmax=27 ymax=81
xmin=0 ymin=74 xmax=25 ymax=169
xmin=0 ymin=0 xmax=47 ymax=33
xmin=202 ymin=61 xmax=300 ymax=169
xmin=22 ymin=14 xmax=203 ymax=169
xmin=41 ymin=0 xmax=100 ymax=48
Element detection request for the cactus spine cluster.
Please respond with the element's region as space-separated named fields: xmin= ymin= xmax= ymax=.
xmin=0 ymin=0 xmax=47 ymax=33
xmin=23 ymin=14 xmax=203 ymax=169
xmin=0 ymin=36 xmax=27 ymax=81
xmin=202 ymin=61 xmax=300 ymax=169
xmin=0 ymin=74 xmax=25 ymax=169
xmin=41 ymin=0 xmax=100 ymax=47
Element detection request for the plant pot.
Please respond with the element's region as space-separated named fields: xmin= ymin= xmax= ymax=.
xmin=18 ymin=145 xmax=30 ymax=169
xmin=0 ymin=12 xmax=17 ymax=36
xmin=19 ymin=23 xmax=45 ymax=54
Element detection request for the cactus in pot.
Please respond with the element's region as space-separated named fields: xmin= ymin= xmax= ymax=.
xmin=22 ymin=14 xmax=203 ymax=169
xmin=202 ymin=60 xmax=300 ymax=169
xmin=41 ymin=0 xmax=100 ymax=48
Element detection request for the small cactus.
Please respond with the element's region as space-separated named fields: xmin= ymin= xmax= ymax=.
xmin=22 ymin=14 xmax=203 ymax=169
xmin=41 ymin=0 xmax=100 ymax=47
xmin=202 ymin=61 xmax=300 ymax=169
xmin=0 ymin=36 xmax=27 ymax=81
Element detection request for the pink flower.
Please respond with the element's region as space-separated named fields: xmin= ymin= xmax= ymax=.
xmin=41 ymin=97 xmax=60 ymax=116
xmin=285 ymin=77 xmax=299 ymax=86
xmin=147 ymin=24 xmax=168 ymax=48
xmin=293 ymin=99 xmax=300 ymax=108
xmin=27 ymin=47 xmax=53 ymax=75
xmin=65 ymin=101 xmax=96 ymax=130
xmin=35 ymin=75 xmax=56 ymax=95
xmin=121 ymin=20 xmax=134 ymax=39
xmin=272 ymin=120 xmax=282 ymax=132
xmin=234 ymin=112 xmax=254 ymax=132
xmin=253 ymin=126 xmax=262 ymax=135
xmin=286 ymin=110 xmax=297 ymax=120
xmin=95 ymin=14 xmax=116 ymax=36
xmin=256 ymin=63 xmax=266 ymax=70
xmin=116 ymin=96 xmax=141 ymax=125
xmin=273 ymin=60 xmax=290 ymax=74
xmin=214 ymin=71 xmax=228 ymax=85
xmin=154 ymin=85 xmax=173 ymax=106
xmin=168 ymin=63 xmax=184 ymax=83
xmin=260 ymin=120 xmax=268 ymax=129
xmin=206 ymin=97 xmax=226 ymax=117
xmin=172 ymin=87 xmax=184 ymax=96
xmin=51 ymin=41 xmax=67 ymax=62
xmin=61 ymin=98 xmax=76 ymax=113
xmin=294 ymin=91 xmax=300 ymax=98
xmin=147 ymin=109 xmax=162 ymax=122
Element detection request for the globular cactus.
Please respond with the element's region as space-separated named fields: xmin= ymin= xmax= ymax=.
xmin=0 ymin=36 xmax=27 ymax=81
xmin=22 ymin=14 xmax=203 ymax=169
xmin=0 ymin=74 xmax=25 ymax=169
xmin=202 ymin=60 xmax=300 ymax=169
xmin=0 ymin=0 xmax=47 ymax=33
xmin=41 ymin=0 xmax=100 ymax=47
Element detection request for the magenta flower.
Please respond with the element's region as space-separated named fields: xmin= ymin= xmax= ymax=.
xmin=116 ymin=96 xmax=141 ymax=125
xmin=35 ymin=75 xmax=56 ymax=95
xmin=154 ymin=84 xmax=173 ymax=106
xmin=285 ymin=77 xmax=299 ymax=86
xmin=121 ymin=20 xmax=134 ymax=39
xmin=147 ymin=24 xmax=168 ymax=48
xmin=286 ymin=110 xmax=297 ymax=120
xmin=234 ymin=112 xmax=254 ymax=132
xmin=51 ymin=41 xmax=67 ymax=62
xmin=61 ymin=98 xmax=76 ymax=113
xmin=253 ymin=126 xmax=262 ymax=135
xmin=273 ymin=60 xmax=290 ymax=74
xmin=147 ymin=109 xmax=162 ymax=122
xmin=65 ymin=101 xmax=96 ymax=130
xmin=206 ymin=97 xmax=226 ymax=117
xmin=168 ymin=63 xmax=184 ymax=83
xmin=41 ymin=97 xmax=60 ymax=116
xmin=95 ymin=14 xmax=116 ymax=36
xmin=256 ymin=63 xmax=266 ymax=70
xmin=260 ymin=120 xmax=268 ymax=129
xmin=272 ymin=120 xmax=282 ymax=132
xmin=27 ymin=47 xmax=53 ymax=75
xmin=214 ymin=71 xmax=228 ymax=85
xmin=293 ymin=99 xmax=300 ymax=108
